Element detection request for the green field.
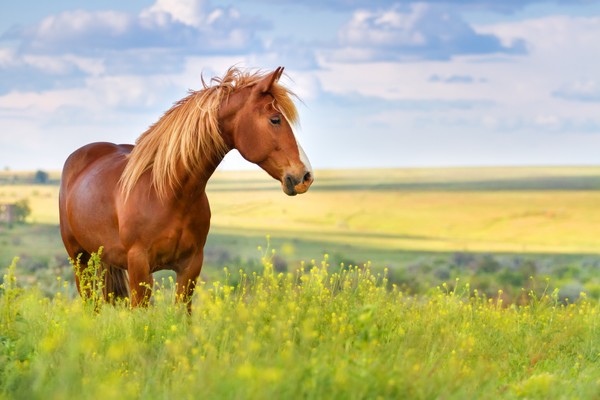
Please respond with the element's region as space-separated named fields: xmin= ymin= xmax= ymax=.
xmin=2 ymin=167 xmax=600 ymax=398
xmin=2 ymin=256 xmax=599 ymax=399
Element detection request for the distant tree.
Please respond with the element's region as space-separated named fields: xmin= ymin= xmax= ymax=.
xmin=34 ymin=170 xmax=49 ymax=184
xmin=13 ymin=199 xmax=31 ymax=223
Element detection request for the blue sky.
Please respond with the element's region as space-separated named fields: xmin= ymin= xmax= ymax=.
xmin=1 ymin=0 xmax=600 ymax=171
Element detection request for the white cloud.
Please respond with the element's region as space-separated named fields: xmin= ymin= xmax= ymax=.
xmin=0 ymin=72 xmax=180 ymax=118
xmin=141 ymin=0 xmax=236 ymax=29
xmin=37 ymin=10 xmax=130 ymax=35
xmin=254 ymin=38 xmax=320 ymax=70
xmin=0 ymin=48 xmax=17 ymax=67
xmin=251 ymin=0 xmax=600 ymax=13
xmin=283 ymin=72 xmax=322 ymax=101
xmin=553 ymin=79 xmax=600 ymax=102
xmin=0 ymin=88 xmax=92 ymax=114
xmin=142 ymin=0 xmax=208 ymax=27
xmin=0 ymin=0 xmax=270 ymax=102
xmin=20 ymin=54 xmax=105 ymax=76
xmin=5 ymin=0 xmax=266 ymax=56
xmin=316 ymin=13 xmax=600 ymax=141
xmin=330 ymin=3 xmax=525 ymax=62
xmin=19 ymin=10 xmax=133 ymax=52
xmin=340 ymin=7 xmax=427 ymax=47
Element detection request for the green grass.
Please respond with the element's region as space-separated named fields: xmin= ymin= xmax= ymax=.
xmin=1 ymin=256 xmax=599 ymax=399
xmin=3 ymin=167 xmax=600 ymax=398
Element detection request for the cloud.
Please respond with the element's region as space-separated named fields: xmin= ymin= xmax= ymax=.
xmin=4 ymin=10 xmax=135 ymax=53
xmin=2 ymin=0 xmax=268 ymax=56
xmin=255 ymin=0 xmax=599 ymax=13
xmin=329 ymin=3 xmax=526 ymax=62
xmin=249 ymin=38 xmax=320 ymax=71
xmin=142 ymin=0 xmax=215 ymax=28
xmin=141 ymin=0 xmax=245 ymax=29
xmin=553 ymin=79 xmax=600 ymax=102
xmin=0 ymin=51 xmax=108 ymax=95
xmin=0 ymin=0 xmax=273 ymax=97
xmin=429 ymin=74 xmax=488 ymax=83
xmin=316 ymin=12 xmax=600 ymax=141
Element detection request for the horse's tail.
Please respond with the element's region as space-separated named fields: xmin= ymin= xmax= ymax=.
xmin=102 ymin=264 xmax=129 ymax=303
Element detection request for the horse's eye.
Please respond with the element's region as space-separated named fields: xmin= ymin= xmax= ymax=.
xmin=270 ymin=116 xmax=281 ymax=125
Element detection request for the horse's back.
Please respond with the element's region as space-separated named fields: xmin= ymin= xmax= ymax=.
xmin=61 ymin=142 xmax=132 ymax=190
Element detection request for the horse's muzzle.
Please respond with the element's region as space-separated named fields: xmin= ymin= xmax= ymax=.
xmin=283 ymin=171 xmax=313 ymax=196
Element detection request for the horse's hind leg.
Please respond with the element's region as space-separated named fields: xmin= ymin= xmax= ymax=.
xmin=60 ymin=220 xmax=92 ymax=299
xmin=68 ymin=248 xmax=92 ymax=298
xmin=102 ymin=264 xmax=129 ymax=303
xmin=64 ymin=242 xmax=108 ymax=302
xmin=66 ymin=246 xmax=129 ymax=303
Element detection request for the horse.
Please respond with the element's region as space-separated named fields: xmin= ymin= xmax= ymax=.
xmin=58 ymin=66 xmax=313 ymax=312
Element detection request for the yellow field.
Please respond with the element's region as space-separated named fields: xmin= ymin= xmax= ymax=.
xmin=207 ymin=167 xmax=600 ymax=255
xmin=0 ymin=184 xmax=59 ymax=224
xmin=209 ymin=188 xmax=600 ymax=254
xmin=3 ymin=166 xmax=600 ymax=255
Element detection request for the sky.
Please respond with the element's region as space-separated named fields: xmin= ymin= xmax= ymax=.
xmin=1 ymin=0 xmax=600 ymax=171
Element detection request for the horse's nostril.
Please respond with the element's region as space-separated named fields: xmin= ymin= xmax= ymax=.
xmin=285 ymin=175 xmax=295 ymax=193
xmin=303 ymin=172 xmax=312 ymax=183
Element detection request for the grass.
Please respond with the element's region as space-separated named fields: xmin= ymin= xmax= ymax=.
xmin=2 ymin=167 xmax=600 ymax=398
xmin=1 ymin=255 xmax=599 ymax=399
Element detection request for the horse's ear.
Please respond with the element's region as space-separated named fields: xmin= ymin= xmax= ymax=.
xmin=255 ymin=67 xmax=284 ymax=94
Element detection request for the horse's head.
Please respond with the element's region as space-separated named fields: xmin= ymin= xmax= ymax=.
xmin=225 ymin=67 xmax=313 ymax=196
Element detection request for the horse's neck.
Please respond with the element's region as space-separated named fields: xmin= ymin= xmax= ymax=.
xmin=168 ymin=90 xmax=242 ymax=199
xmin=216 ymin=88 xmax=249 ymax=150
xmin=176 ymin=150 xmax=227 ymax=198
xmin=172 ymin=93 xmax=238 ymax=195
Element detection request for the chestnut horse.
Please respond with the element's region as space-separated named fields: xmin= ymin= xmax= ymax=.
xmin=59 ymin=67 xmax=313 ymax=311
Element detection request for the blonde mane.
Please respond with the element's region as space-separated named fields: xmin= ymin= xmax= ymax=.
xmin=119 ymin=67 xmax=299 ymax=201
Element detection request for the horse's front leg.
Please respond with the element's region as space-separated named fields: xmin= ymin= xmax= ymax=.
xmin=127 ymin=247 xmax=154 ymax=307
xmin=176 ymin=252 xmax=203 ymax=314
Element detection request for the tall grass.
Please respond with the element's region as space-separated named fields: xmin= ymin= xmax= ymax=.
xmin=1 ymin=253 xmax=599 ymax=399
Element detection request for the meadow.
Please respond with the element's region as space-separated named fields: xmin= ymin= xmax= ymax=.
xmin=2 ymin=254 xmax=600 ymax=399
xmin=2 ymin=167 xmax=600 ymax=399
